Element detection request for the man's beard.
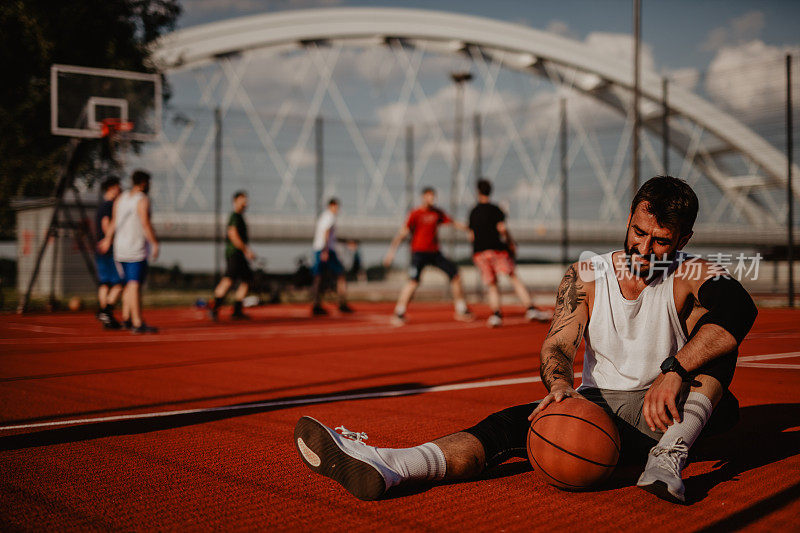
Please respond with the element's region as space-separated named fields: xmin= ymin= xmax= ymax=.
xmin=622 ymin=232 xmax=676 ymax=279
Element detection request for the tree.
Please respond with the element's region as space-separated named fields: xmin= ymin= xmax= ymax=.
xmin=0 ymin=0 xmax=181 ymax=238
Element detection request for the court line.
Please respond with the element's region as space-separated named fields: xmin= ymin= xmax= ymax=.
xmin=2 ymin=351 xmax=797 ymax=432
xmin=0 ymin=373 xmax=571 ymax=432
xmin=738 ymin=352 xmax=800 ymax=362
xmin=2 ymin=324 xmax=78 ymax=335
xmin=0 ymin=315 xmax=535 ymax=346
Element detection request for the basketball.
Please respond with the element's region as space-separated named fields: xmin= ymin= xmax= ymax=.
xmin=527 ymin=397 xmax=621 ymax=491
xmin=67 ymin=296 xmax=83 ymax=311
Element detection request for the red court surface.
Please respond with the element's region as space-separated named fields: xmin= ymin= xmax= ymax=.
xmin=0 ymin=303 xmax=798 ymax=531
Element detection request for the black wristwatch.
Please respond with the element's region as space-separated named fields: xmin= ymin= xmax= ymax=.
xmin=660 ymin=356 xmax=690 ymax=381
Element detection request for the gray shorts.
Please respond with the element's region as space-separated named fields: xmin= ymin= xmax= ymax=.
xmin=464 ymin=386 xmax=740 ymax=467
xmin=580 ymin=386 xmax=739 ymax=444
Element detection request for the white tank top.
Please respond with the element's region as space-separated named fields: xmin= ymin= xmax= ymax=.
xmin=579 ymin=251 xmax=687 ymax=391
xmin=113 ymin=190 xmax=148 ymax=262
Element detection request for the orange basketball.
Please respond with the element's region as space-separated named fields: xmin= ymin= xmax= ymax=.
xmin=527 ymin=397 xmax=621 ymax=491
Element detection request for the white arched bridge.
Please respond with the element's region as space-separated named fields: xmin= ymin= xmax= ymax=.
xmin=147 ymin=7 xmax=797 ymax=247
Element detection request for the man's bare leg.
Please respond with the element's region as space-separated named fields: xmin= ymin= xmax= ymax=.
xmin=128 ymin=281 xmax=142 ymax=328
xmin=487 ymin=283 xmax=501 ymax=312
xmin=108 ymin=284 xmax=122 ymax=307
xmin=449 ymin=275 xmax=471 ymax=320
xmin=432 ymin=432 xmax=486 ymax=480
xmin=392 ymin=280 xmax=418 ymax=324
xmin=232 ymin=281 xmax=249 ymax=318
xmin=210 ymin=277 xmax=233 ymax=320
xmin=98 ymin=285 xmax=109 ymax=309
xmin=508 ymin=273 xmax=532 ymax=308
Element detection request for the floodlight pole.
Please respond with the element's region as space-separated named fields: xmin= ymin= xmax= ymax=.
xmin=632 ymin=0 xmax=641 ymax=200
xmin=662 ymin=77 xmax=669 ymax=175
xmin=474 ymin=113 xmax=482 ymax=180
xmin=406 ymin=124 xmax=414 ymax=213
xmin=787 ymin=54 xmax=795 ymax=307
xmin=450 ymin=71 xmax=472 ymax=257
xmin=560 ymin=97 xmax=569 ymax=266
xmin=315 ymin=116 xmax=324 ymax=217
xmin=214 ymin=107 xmax=222 ymax=285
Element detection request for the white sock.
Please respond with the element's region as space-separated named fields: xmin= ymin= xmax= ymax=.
xmin=454 ymin=299 xmax=467 ymax=314
xmin=658 ymin=391 xmax=713 ymax=449
xmin=375 ymin=442 xmax=447 ymax=482
xmin=394 ymin=304 xmax=406 ymax=316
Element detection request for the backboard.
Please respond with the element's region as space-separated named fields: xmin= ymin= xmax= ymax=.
xmin=51 ymin=64 xmax=161 ymax=141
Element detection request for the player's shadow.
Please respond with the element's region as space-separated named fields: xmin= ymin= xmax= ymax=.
xmin=601 ymin=402 xmax=800 ymax=505
xmin=0 ymin=382 xmax=429 ymax=452
xmin=683 ymin=402 xmax=800 ymax=504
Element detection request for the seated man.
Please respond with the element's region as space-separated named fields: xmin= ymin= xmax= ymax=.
xmin=293 ymin=176 xmax=758 ymax=504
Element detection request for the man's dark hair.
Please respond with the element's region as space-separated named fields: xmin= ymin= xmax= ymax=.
xmin=421 ymin=186 xmax=435 ymax=195
xmin=631 ymin=176 xmax=699 ymax=236
xmin=328 ymin=197 xmax=340 ymax=206
xmin=233 ymin=190 xmax=248 ymax=201
xmin=131 ymin=169 xmax=151 ymax=186
xmin=477 ymin=178 xmax=492 ymax=196
xmin=101 ymin=175 xmax=120 ymax=192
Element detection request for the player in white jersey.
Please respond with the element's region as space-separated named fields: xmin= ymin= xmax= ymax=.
xmin=98 ymin=170 xmax=160 ymax=334
xmin=310 ymin=198 xmax=352 ymax=316
xmin=292 ymin=176 xmax=758 ymax=504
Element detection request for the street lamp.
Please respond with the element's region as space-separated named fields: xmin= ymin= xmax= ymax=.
xmin=450 ymin=70 xmax=472 ymax=256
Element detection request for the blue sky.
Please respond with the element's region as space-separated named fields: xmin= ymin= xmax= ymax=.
xmin=177 ymin=0 xmax=800 ymax=73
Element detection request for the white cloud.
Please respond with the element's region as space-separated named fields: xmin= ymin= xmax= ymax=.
xmin=700 ymin=11 xmax=765 ymax=52
xmin=704 ymin=40 xmax=799 ymax=118
xmin=583 ymin=32 xmax=657 ymax=72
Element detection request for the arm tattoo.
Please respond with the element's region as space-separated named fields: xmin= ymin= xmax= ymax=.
xmin=540 ymin=265 xmax=587 ymax=390
xmin=540 ymin=341 xmax=575 ymax=391
xmin=546 ymin=265 xmax=586 ymax=338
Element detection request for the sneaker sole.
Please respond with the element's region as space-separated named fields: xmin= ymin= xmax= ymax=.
xmin=294 ymin=416 xmax=386 ymax=501
xmin=638 ymin=480 xmax=685 ymax=504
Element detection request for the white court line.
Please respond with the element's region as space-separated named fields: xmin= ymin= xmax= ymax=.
xmin=0 ymin=373 xmax=574 ymax=432
xmin=737 ymin=363 xmax=800 ymax=370
xmin=738 ymin=352 xmax=800 ymax=362
xmin=0 ymin=315 xmax=526 ymax=346
xmin=3 ymin=324 xmax=78 ymax=335
xmin=2 ymin=351 xmax=798 ymax=433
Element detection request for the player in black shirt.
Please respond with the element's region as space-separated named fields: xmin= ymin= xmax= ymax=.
xmin=468 ymin=179 xmax=551 ymax=327
xmin=209 ymin=191 xmax=255 ymax=320
xmin=94 ymin=176 xmax=123 ymax=329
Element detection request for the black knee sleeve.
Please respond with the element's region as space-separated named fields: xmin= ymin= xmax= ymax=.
xmin=463 ymin=403 xmax=536 ymax=469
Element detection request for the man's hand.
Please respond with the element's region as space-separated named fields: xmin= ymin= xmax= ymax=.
xmin=245 ymin=247 xmax=256 ymax=261
xmin=643 ymin=372 xmax=683 ymax=432
xmin=97 ymin=237 xmax=111 ymax=254
xmin=383 ymin=250 xmax=395 ymax=268
xmin=150 ymin=242 xmax=160 ymax=261
xmin=321 ymin=249 xmax=329 ymax=262
xmin=528 ymin=381 xmax=584 ymax=420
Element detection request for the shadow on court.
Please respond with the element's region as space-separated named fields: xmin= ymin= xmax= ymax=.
xmin=0 ymin=382 xmax=429 ymax=451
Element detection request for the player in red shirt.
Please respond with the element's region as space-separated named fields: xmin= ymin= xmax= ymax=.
xmin=383 ymin=187 xmax=473 ymax=325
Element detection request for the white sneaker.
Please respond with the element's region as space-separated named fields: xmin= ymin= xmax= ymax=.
xmin=636 ymin=438 xmax=689 ymax=503
xmin=486 ymin=314 xmax=503 ymax=328
xmin=454 ymin=310 xmax=474 ymax=322
xmin=391 ymin=313 xmax=406 ymax=327
xmin=294 ymin=416 xmax=403 ymax=501
xmin=525 ymin=308 xmax=553 ymax=322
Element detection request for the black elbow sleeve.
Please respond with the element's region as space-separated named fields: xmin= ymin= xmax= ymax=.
xmin=692 ymin=276 xmax=758 ymax=344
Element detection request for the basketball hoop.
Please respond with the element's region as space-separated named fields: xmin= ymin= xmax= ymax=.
xmin=99 ymin=118 xmax=135 ymax=138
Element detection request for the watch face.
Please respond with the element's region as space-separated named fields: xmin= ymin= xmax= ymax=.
xmin=661 ymin=357 xmax=674 ymax=373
